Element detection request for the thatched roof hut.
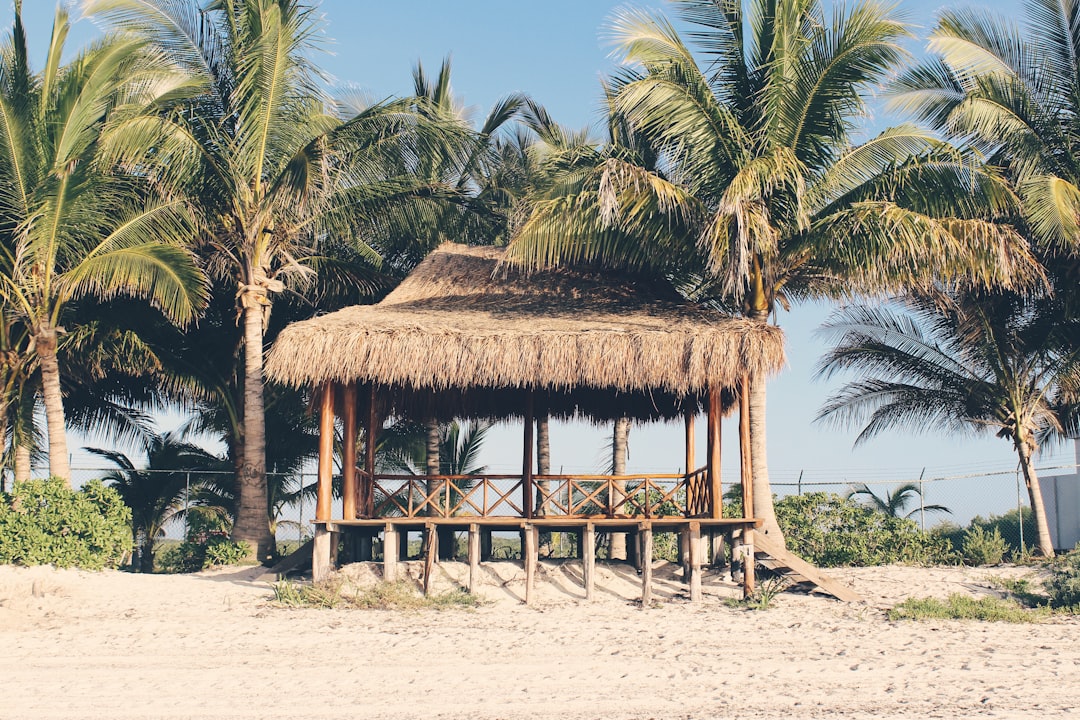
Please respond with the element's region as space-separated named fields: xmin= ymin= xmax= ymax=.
xmin=265 ymin=243 xmax=784 ymax=422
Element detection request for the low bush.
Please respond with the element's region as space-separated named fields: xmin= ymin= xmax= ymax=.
xmin=888 ymin=594 xmax=1050 ymax=623
xmin=774 ymin=492 xmax=953 ymax=567
xmin=961 ymin=526 xmax=1008 ymax=566
xmin=157 ymin=531 xmax=250 ymax=573
xmin=272 ymin=578 xmax=481 ymax=610
xmin=1045 ymin=549 xmax=1080 ymax=610
xmin=0 ymin=477 xmax=131 ymax=570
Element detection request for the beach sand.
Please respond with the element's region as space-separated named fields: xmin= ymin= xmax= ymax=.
xmin=0 ymin=560 xmax=1076 ymax=719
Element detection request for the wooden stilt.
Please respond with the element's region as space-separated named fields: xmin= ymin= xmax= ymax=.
xmin=679 ymin=529 xmax=691 ymax=582
xmin=468 ymin=523 xmax=480 ymax=593
xmin=364 ymin=384 xmax=378 ymax=517
xmin=707 ymin=385 xmax=722 ymax=519
xmin=313 ymin=525 xmax=332 ymax=582
xmin=342 ymin=383 xmax=358 ymax=520
xmin=423 ymin=523 xmax=438 ymax=596
xmin=524 ymin=523 xmax=538 ymax=605
xmin=480 ymin=529 xmax=493 ymax=561
xmin=358 ymin=534 xmax=373 ymax=562
xmin=743 ymin=528 xmax=756 ymax=597
xmin=640 ymin=523 xmax=653 ymax=607
xmin=689 ymin=521 xmax=702 ymax=602
xmin=522 ymin=392 xmax=534 ymax=519
xmin=399 ymin=526 xmax=410 ymax=560
xmin=383 ymin=523 xmax=398 ymax=582
xmin=583 ymin=522 xmax=596 ymax=601
xmin=711 ymin=531 xmax=726 ymax=568
xmin=315 ymin=383 xmax=335 ymax=522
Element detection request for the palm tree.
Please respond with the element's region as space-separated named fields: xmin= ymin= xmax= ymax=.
xmin=84 ymin=0 xmax=473 ymax=561
xmin=846 ymin=482 xmax=950 ymax=519
xmin=87 ymin=431 xmax=230 ymax=572
xmin=816 ymin=294 xmax=1080 ymax=556
xmin=0 ymin=4 xmax=206 ymax=482
xmin=507 ymin=0 xmax=1038 ymax=545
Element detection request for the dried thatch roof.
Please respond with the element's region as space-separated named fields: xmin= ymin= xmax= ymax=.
xmin=265 ymin=244 xmax=784 ymax=419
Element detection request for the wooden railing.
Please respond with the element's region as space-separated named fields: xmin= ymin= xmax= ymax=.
xmin=354 ymin=470 xmax=716 ymax=520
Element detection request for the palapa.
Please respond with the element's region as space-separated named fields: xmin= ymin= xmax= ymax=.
xmin=265 ymin=243 xmax=784 ymax=421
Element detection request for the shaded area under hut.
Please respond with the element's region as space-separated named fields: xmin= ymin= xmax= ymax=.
xmin=265 ymin=243 xmax=786 ymax=603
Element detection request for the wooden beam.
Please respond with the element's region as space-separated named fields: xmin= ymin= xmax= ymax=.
xmin=313 ymin=525 xmax=332 ymax=582
xmin=640 ymin=523 xmax=653 ymax=607
xmin=423 ymin=523 xmax=438 ymax=596
xmin=383 ymin=523 xmax=398 ymax=583
xmin=582 ymin=522 xmax=596 ymax=601
xmin=707 ymin=385 xmax=722 ymax=519
xmin=753 ymin=530 xmax=863 ymax=603
xmin=364 ymin=384 xmax=378 ymax=517
xmin=522 ymin=391 xmax=535 ymax=519
xmin=689 ymin=521 xmax=702 ymax=602
xmin=315 ymin=382 xmax=335 ymax=522
xmin=524 ymin=523 xmax=538 ymax=605
xmin=468 ymin=523 xmax=480 ymax=593
xmin=342 ymin=383 xmax=358 ymax=520
xmin=739 ymin=375 xmax=754 ymax=520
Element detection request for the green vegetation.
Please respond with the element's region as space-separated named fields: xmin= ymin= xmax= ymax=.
xmin=0 ymin=478 xmax=131 ymax=570
xmin=157 ymin=531 xmax=251 ymax=573
xmin=271 ymin=578 xmax=482 ymax=610
xmin=724 ymin=577 xmax=791 ymax=611
xmin=888 ymin=594 xmax=1050 ymax=623
xmin=959 ymin=526 xmax=1009 ymax=567
xmin=774 ymin=492 xmax=951 ymax=567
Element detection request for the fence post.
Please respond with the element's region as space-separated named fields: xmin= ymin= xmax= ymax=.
xmin=797 ymin=470 xmax=803 ymax=496
xmin=918 ymin=468 xmax=926 ymax=532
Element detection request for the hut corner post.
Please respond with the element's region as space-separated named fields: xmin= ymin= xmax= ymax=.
xmin=313 ymin=381 xmax=336 ymax=582
xmin=707 ymin=385 xmax=724 ymax=567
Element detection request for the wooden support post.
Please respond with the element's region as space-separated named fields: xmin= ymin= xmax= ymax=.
xmin=342 ymin=383 xmax=358 ymax=520
xmin=383 ymin=523 xmax=398 ymax=582
xmin=364 ymin=384 xmax=378 ymax=517
xmin=313 ymin=524 xmax=332 ymax=582
xmin=685 ymin=411 xmax=696 ymax=514
xmin=679 ymin=529 xmax=691 ymax=582
xmin=316 ymin=383 xmax=335 ymax=522
xmin=423 ymin=523 xmax=438 ymax=596
xmin=707 ymin=385 xmax=722 ymax=519
xmin=522 ymin=392 xmax=534 ymax=519
xmin=739 ymin=375 xmax=754 ymax=520
xmin=711 ymin=531 xmax=725 ymax=568
xmin=689 ymin=521 xmax=702 ymax=602
xmin=742 ymin=528 xmax=756 ymax=597
xmin=480 ymin=529 xmax=493 ymax=561
xmin=399 ymin=526 xmax=410 ymax=560
xmin=640 ymin=523 xmax=653 ymax=607
xmin=468 ymin=523 xmax=480 ymax=593
xmin=524 ymin=523 xmax=538 ymax=605
xmin=582 ymin=523 xmax=596 ymax=600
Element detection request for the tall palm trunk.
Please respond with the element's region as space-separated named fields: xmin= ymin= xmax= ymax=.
xmin=746 ymin=308 xmax=785 ymax=545
xmin=1015 ymin=436 xmax=1055 ymax=557
xmin=14 ymin=444 xmax=30 ymax=482
xmin=610 ymin=417 xmax=630 ymax=560
xmin=35 ymin=326 xmax=71 ymax=483
xmin=231 ymin=302 xmax=273 ymax=563
xmin=426 ymin=420 xmax=440 ymax=510
xmin=535 ymin=413 xmax=550 ymax=515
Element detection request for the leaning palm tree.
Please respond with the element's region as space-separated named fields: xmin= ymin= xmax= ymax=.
xmin=507 ymin=0 xmax=1039 ymax=545
xmin=84 ymin=0 xmax=472 ymax=561
xmin=0 ymin=4 xmax=206 ymax=482
xmin=846 ymin=482 xmax=950 ymax=519
xmin=816 ymin=294 xmax=1080 ymax=556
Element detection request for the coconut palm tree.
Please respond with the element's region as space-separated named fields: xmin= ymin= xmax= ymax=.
xmin=816 ymin=294 xmax=1080 ymax=556
xmin=846 ymin=482 xmax=950 ymax=519
xmin=87 ymin=431 xmax=230 ymax=572
xmin=507 ymin=0 xmax=1038 ymax=545
xmin=0 ymin=4 xmax=206 ymax=482
xmin=83 ymin=0 xmax=474 ymax=561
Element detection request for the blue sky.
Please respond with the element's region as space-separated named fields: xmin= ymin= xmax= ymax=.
xmin=2 ymin=0 xmax=1068 ymax=523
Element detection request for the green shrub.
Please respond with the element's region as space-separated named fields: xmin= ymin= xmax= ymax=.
xmin=157 ymin=530 xmax=250 ymax=572
xmin=961 ymin=525 xmax=1008 ymax=566
xmin=938 ymin=508 xmax=1037 ymax=560
xmin=0 ymin=477 xmax=132 ymax=570
xmin=1045 ymin=548 xmax=1080 ymax=609
xmin=271 ymin=579 xmax=482 ymax=610
xmin=773 ymin=492 xmax=953 ymax=567
xmin=888 ymin=594 xmax=1050 ymax=623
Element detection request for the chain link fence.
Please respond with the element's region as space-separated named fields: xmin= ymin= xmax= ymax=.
xmin=51 ymin=459 xmax=1080 ymax=555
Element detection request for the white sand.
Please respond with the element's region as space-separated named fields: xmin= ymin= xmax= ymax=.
xmin=1 ymin=560 xmax=1077 ymax=719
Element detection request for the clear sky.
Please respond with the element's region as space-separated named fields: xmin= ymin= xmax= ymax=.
xmin=3 ymin=0 xmax=1070 ymax=524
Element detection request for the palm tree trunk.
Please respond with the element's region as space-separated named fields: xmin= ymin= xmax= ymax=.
xmin=231 ymin=303 xmax=273 ymax=563
xmin=1015 ymin=438 xmax=1055 ymax=557
xmin=139 ymin=533 xmax=155 ymax=573
xmin=35 ymin=326 xmax=70 ymax=483
xmin=536 ymin=414 xmax=550 ymax=515
xmin=610 ymin=417 xmax=630 ymax=560
xmin=14 ymin=443 xmax=30 ymax=482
